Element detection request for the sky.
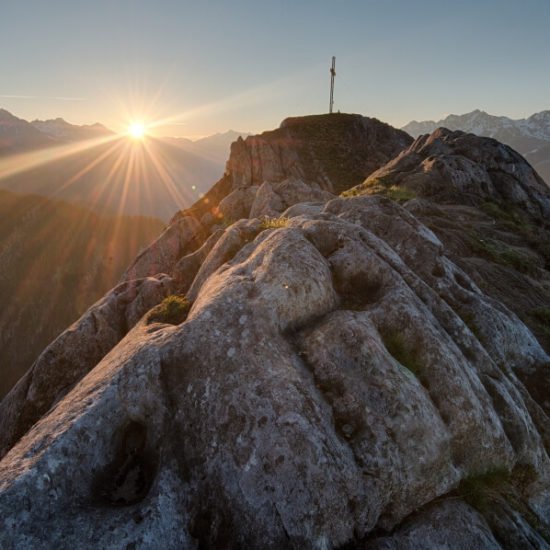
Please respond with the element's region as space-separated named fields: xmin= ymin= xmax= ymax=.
xmin=0 ymin=0 xmax=549 ymax=138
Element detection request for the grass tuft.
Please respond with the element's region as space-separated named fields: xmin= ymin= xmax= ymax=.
xmin=260 ymin=216 xmax=290 ymax=230
xmin=341 ymin=179 xmax=416 ymax=203
xmin=147 ymin=295 xmax=191 ymax=325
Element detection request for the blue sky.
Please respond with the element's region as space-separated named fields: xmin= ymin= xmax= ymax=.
xmin=1 ymin=0 xmax=548 ymax=136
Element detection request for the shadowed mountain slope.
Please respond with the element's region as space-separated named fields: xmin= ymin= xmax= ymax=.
xmin=0 ymin=190 xmax=163 ymax=398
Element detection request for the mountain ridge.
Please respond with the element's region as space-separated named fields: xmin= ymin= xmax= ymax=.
xmin=402 ymin=109 xmax=550 ymax=184
xmin=0 ymin=113 xmax=549 ymax=547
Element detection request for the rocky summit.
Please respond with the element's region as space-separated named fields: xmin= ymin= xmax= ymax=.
xmin=0 ymin=114 xmax=549 ymax=549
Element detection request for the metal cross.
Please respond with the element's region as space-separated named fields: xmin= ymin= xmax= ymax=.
xmin=329 ymin=56 xmax=336 ymax=114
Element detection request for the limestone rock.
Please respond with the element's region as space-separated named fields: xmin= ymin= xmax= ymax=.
xmin=249 ymin=178 xmax=334 ymax=218
xmin=367 ymin=500 xmax=501 ymax=549
xmin=123 ymin=216 xmax=205 ymax=281
xmin=345 ymin=128 xmax=550 ymax=404
xmin=0 ymin=274 xmax=175 ymax=459
xmin=1 ymin=196 xmax=549 ymax=548
xmin=217 ymin=185 xmax=258 ymax=222
xmin=354 ymin=128 xmax=550 ymax=219
xmin=227 ymin=114 xmax=412 ymax=194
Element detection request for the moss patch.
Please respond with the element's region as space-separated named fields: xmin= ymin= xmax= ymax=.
xmin=147 ymin=295 xmax=191 ymax=325
xmin=342 ymin=179 xmax=416 ymax=203
xmin=467 ymin=231 xmax=537 ymax=274
xmin=382 ymin=331 xmax=423 ymax=376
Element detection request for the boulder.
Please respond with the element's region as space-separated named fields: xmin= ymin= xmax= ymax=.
xmin=249 ymin=178 xmax=334 ymax=218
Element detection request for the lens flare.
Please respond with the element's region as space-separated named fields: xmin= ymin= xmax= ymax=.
xmin=128 ymin=122 xmax=146 ymax=139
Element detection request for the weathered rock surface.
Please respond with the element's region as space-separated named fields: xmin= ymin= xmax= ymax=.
xmin=1 ymin=116 xmax=550 ymax=548
xmin=249 ymin=178 xmax=334 ymax=219
xmin=357 ymin=128 xmax=550 ymax=218
xmin=1 ymin=193 xmax=550 ymax=548
xmin=346 ymin=128 xmax=550 ymax=409
xmin=123 ymin=216 xmax=206 ymax=281
xmin=367 ymin=500 xmax=502 ymax=549
xmin=0 ymin=274 xmax=175 ymax=458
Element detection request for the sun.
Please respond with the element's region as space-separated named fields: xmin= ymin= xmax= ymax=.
xmin=128 ymin=122 xmax=146 ymax=139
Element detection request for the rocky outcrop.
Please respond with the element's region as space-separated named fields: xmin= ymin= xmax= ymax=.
xmin=402 ymin=109 xmax=550 ymax=185
xmin=0 ymin=274 xmax=175 ymax=458
xmin=0 ymin=214 xmax=210 ymax=458
xmin=347 ymin=128 xmax=550 ymax=359
xmin=122 ymin=216 xmax=206 ymax=281
xmin=356 ymin=128 xmax=550 ymax=218
xmin=179 ymin=113 xmax=412 ymax=227
xmin=1 ymin=116 xmax=550 ymax=548
xmin=228 ymin=114 xmax=412 ymax=193
xmin=1 ymin=194 xmax=549 ymax=547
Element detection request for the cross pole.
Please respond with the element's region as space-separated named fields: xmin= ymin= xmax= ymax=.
xmin=329 ymin=56 xmax=336 ymax=114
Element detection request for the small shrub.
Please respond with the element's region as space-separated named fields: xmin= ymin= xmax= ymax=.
xmin=260 ymin=216 xmax=289 ymax=230
xmin=147 ymin=295 xmax=191 ymax=325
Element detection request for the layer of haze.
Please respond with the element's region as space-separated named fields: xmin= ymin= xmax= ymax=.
xmin=1 ymin=0 xmax=548 ymax=137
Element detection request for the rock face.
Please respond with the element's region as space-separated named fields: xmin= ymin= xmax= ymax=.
xmin=1 ymin=115 xmax=550 ymax=548
xmin=179 ymin=113 xmax=413 ymax=228
xmin=357 ymin=128 xmax=550 ymax=218
xmin=347 ymin=127 xmax=550 ymax=368
xmin=402 ymin=109 xmax=550 ymax=184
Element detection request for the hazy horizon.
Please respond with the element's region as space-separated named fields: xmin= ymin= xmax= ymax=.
xmin=1 ymin=0 xmax=549 ymax=138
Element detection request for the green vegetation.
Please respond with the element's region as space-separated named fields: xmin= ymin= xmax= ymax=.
xmin=384 ymin=185 xmax=417 ymax=202
xmin=467 ymin=231 xmax=537 ymax=274
xmin=479 ymin=200 xmax=550 ymax=272
xmin=341 ymin=178 xmax=416 ymax=203
xmin=458 ymin=466 xmax=549 ymax=542
xmin=260 ymin=216 xmax=290 ymax=230
xmin=382 ymin=331 xmax=423 ymax=377
xmin=480 ymin=201 xmax=531 ymax=231
xmin=147 ymin=295 xmax=191 ymax=325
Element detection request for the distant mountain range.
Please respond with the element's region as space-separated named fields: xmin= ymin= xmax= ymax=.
xmin=31 ymin=117 xmax=113 ymax=142
xmin=402 ymin=110 xmax=550 ymax=184
xmin=163 ymin=130 xmax=250 ymax=165
xmin=0 ymin=109 xmax=248 ymax=219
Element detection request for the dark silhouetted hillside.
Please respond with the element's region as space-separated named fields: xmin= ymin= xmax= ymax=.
xmin=0 ymin=189 xmax=163 ymax=397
